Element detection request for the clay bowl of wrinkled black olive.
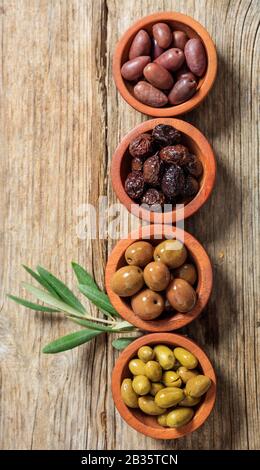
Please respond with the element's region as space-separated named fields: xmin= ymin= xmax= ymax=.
xmin=111 ymin=119 xmax=216 ymax=224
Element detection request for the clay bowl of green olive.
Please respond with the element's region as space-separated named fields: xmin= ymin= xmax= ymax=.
xmin=112 ymin=333 xmax=216 ymax=439
xmin=105 ymin=224 xmax=212 ymax=332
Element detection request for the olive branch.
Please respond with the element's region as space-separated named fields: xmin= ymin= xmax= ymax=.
xmin=7 ymin=263 xmax=140 ymax=353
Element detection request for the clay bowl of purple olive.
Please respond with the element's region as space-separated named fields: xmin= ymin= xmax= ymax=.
xmin=111 ymin=119 xmax=216 ymax=224
xmin=113 ymin=11 xmax=217 ymax=117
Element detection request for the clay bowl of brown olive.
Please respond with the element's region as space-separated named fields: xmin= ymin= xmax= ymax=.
xmin=105 ymin=224 xmax=212 ymax=332
xmin=113 ymin=11 xmax=217 ymax=117
xmin=111 ymin=118 xmax=216 ymax=224
xmin=112 ymin=333 xmax=216 ymax=439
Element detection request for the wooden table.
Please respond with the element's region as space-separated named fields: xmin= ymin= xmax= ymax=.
xmin=1 ymin=0 xmax=259 ymax=450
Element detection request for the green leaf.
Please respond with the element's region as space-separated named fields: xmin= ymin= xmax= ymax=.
xmin=21 ymin=283 xmax=83 ymax=317
xmin=112 ymin=337 xmax=138 ymax=351
xmin=37 ymin=266 xmax=86 ymax=315
xmin=111 ymin=320 xmax=135 ymax=331
xmin=79 ymin=283 xmax=120 ymax=318
xmin=7 ymin=294 xmax=58 ymax=312
xmin=67 ymin=316 xmax=115 ymax=332
xmin=42 ymin=329 xmax=102 ymax=354
xmin=71 ymin=262 xmax=98 ymax=290
xmin=72 ymin=263 xmax=120 ymax=319
xmin=22 ymin=265 xmax=61 ymax=299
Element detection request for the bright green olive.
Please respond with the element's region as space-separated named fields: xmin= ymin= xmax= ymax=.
xmin=129 ymin=358 xmax=146 ymax=376
xmin=138 ymin=396 xmax=165 ymax=416
xmin=185 ymin=375 xmax=211 ymax=398
xmin=150 ymin=382 xmax=164 ymax=397
xmin=177 ymin=366 xmax=199 ymax=383
xmin=137 ymin=346 xmax=155 ymax=363
xmin=157 ymin=413 xmax=169 ymax=427
xmin=166 ymin=408 xmax=194 ymax=428
xmin=121 ymin=378 xmax=139 ymax=408
xmin=173 ymin=347 xmax=198 ymax=369
xmin=154 ymin=345 xmax=175 ymax=370
xmin=162 ymin=370 xmax=182 ymax=388
xmin=132 ymin=375 xmax=151 ymax=396
xmin=179 ymin=395 xmax=201 ymax=407
xmin=155 ymin=387 xmax=185 ymax=408
xmin=154 ymin=239 xmax=187 ymax=268
xmin=144 ymin=361 xmax=162 ymax=382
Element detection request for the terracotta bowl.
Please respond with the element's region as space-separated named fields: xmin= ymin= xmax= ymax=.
xmin=112 ymin=333 xmax=216 ymax=439
xmin=105 ymin=225 xmax=212 ymax=332
xmin=111 ymin=118 xmax=216 ymax=224
xmin=113 ymin=11 xmax=217 ymax=117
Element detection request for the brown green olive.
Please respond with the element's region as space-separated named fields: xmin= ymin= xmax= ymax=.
xmin=166 ymin=278 xmax=197 ymax=312
xmin=166 ymin=407 xmax=194 ymax=428
xmin=185 ymin=375 xmax=211 ymax=397
xmin=154 ymin=345 xmax=175 ymax=370
xmin=121 ymin=378 xmax=139 ymax=408
xmin=154 ymin=239 xmax=187 ymax=268
xmin=155 ymin=387 xmax=185 ymax=408
xmin=144 ymin=361 xmax=162 ymax=382
xmin=179 ymin=395 xmax=201 ymax=407
xmin=143 ymin=261 xmax=171 ymax=291
xmin=162 ymin=370 xmax=182 ymax=388
xmin=173 ymin=347 xmax=198 ymax=369
xmin=137 ymin=345 xmax=154 ymax=363
xmin=157 ymin=413 xmax=169 ymax=427
xmin=132 ymin=375 xmax=151 ymax=395
xmin=125 ymin=241 xmax=154 ymax=267
xmin=174 ymin=263 xmax=197 ymax=285
xmin=177 ymin=366 xmax=199 ymax=383
xmin=128 ymin=358 xmax=146 ymax=376
xmin=150 ymin=382 xmax=164 ymax=396
xmin=138 ymin=396 xmax=165 ymax=415
xmin=131 ymin=289 xmax=164 ymax=320
xmin=111 ymin=266 xmax=144 ymax=297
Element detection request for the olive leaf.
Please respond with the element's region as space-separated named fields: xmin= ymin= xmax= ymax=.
xmin=37 ymin=266 xmax=86 ymax=315
xmin=110 ymin=320 xmax=135 ymax=331
xmin=7 ymin=295 xmax=58 ymax=312
xmin=67 ymin=316 xmax=116 ymax=332
xmin=21 ymin=283 xmax=84 ymax=317
xmin=42 ymin=329 xmax=102 ymax=354
xmin=71 ymin=262 xmax=99 ymax=290
xmin=22 ymin=265 xmax=61 ymax=299
xmin=8 ymin=263 xmax=142 ymax=355
xmin=78 ymin=283 xmax=120 ymax=318
xmin=112 ymin=337 xmax=139 ymax=351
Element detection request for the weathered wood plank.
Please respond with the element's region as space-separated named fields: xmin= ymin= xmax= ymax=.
xmin=0 ymin=0 xmax=259 ymax=450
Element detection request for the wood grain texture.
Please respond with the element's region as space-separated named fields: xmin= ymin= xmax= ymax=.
xmin=0 ymin=0 xmax=259 ymax=450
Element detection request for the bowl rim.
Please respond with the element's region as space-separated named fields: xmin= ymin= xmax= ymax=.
xmin=112 ymin=332 xmax=217 ymax=439
xmin=111 ymin=118 xmax=216 ymax=224
xmin=113 ymin=11 xmax=218 ymax=117
xmin=105 ymin=224 xmax=213 ymax=332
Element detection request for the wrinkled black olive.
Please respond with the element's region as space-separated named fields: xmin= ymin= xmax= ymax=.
xmin=161 ymin=165 xmax=185 ymax=200
xmin=125 ymin=171 xmax=145 ymax=200
xmin=152 ymin=124 xmax=182 ymax=146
